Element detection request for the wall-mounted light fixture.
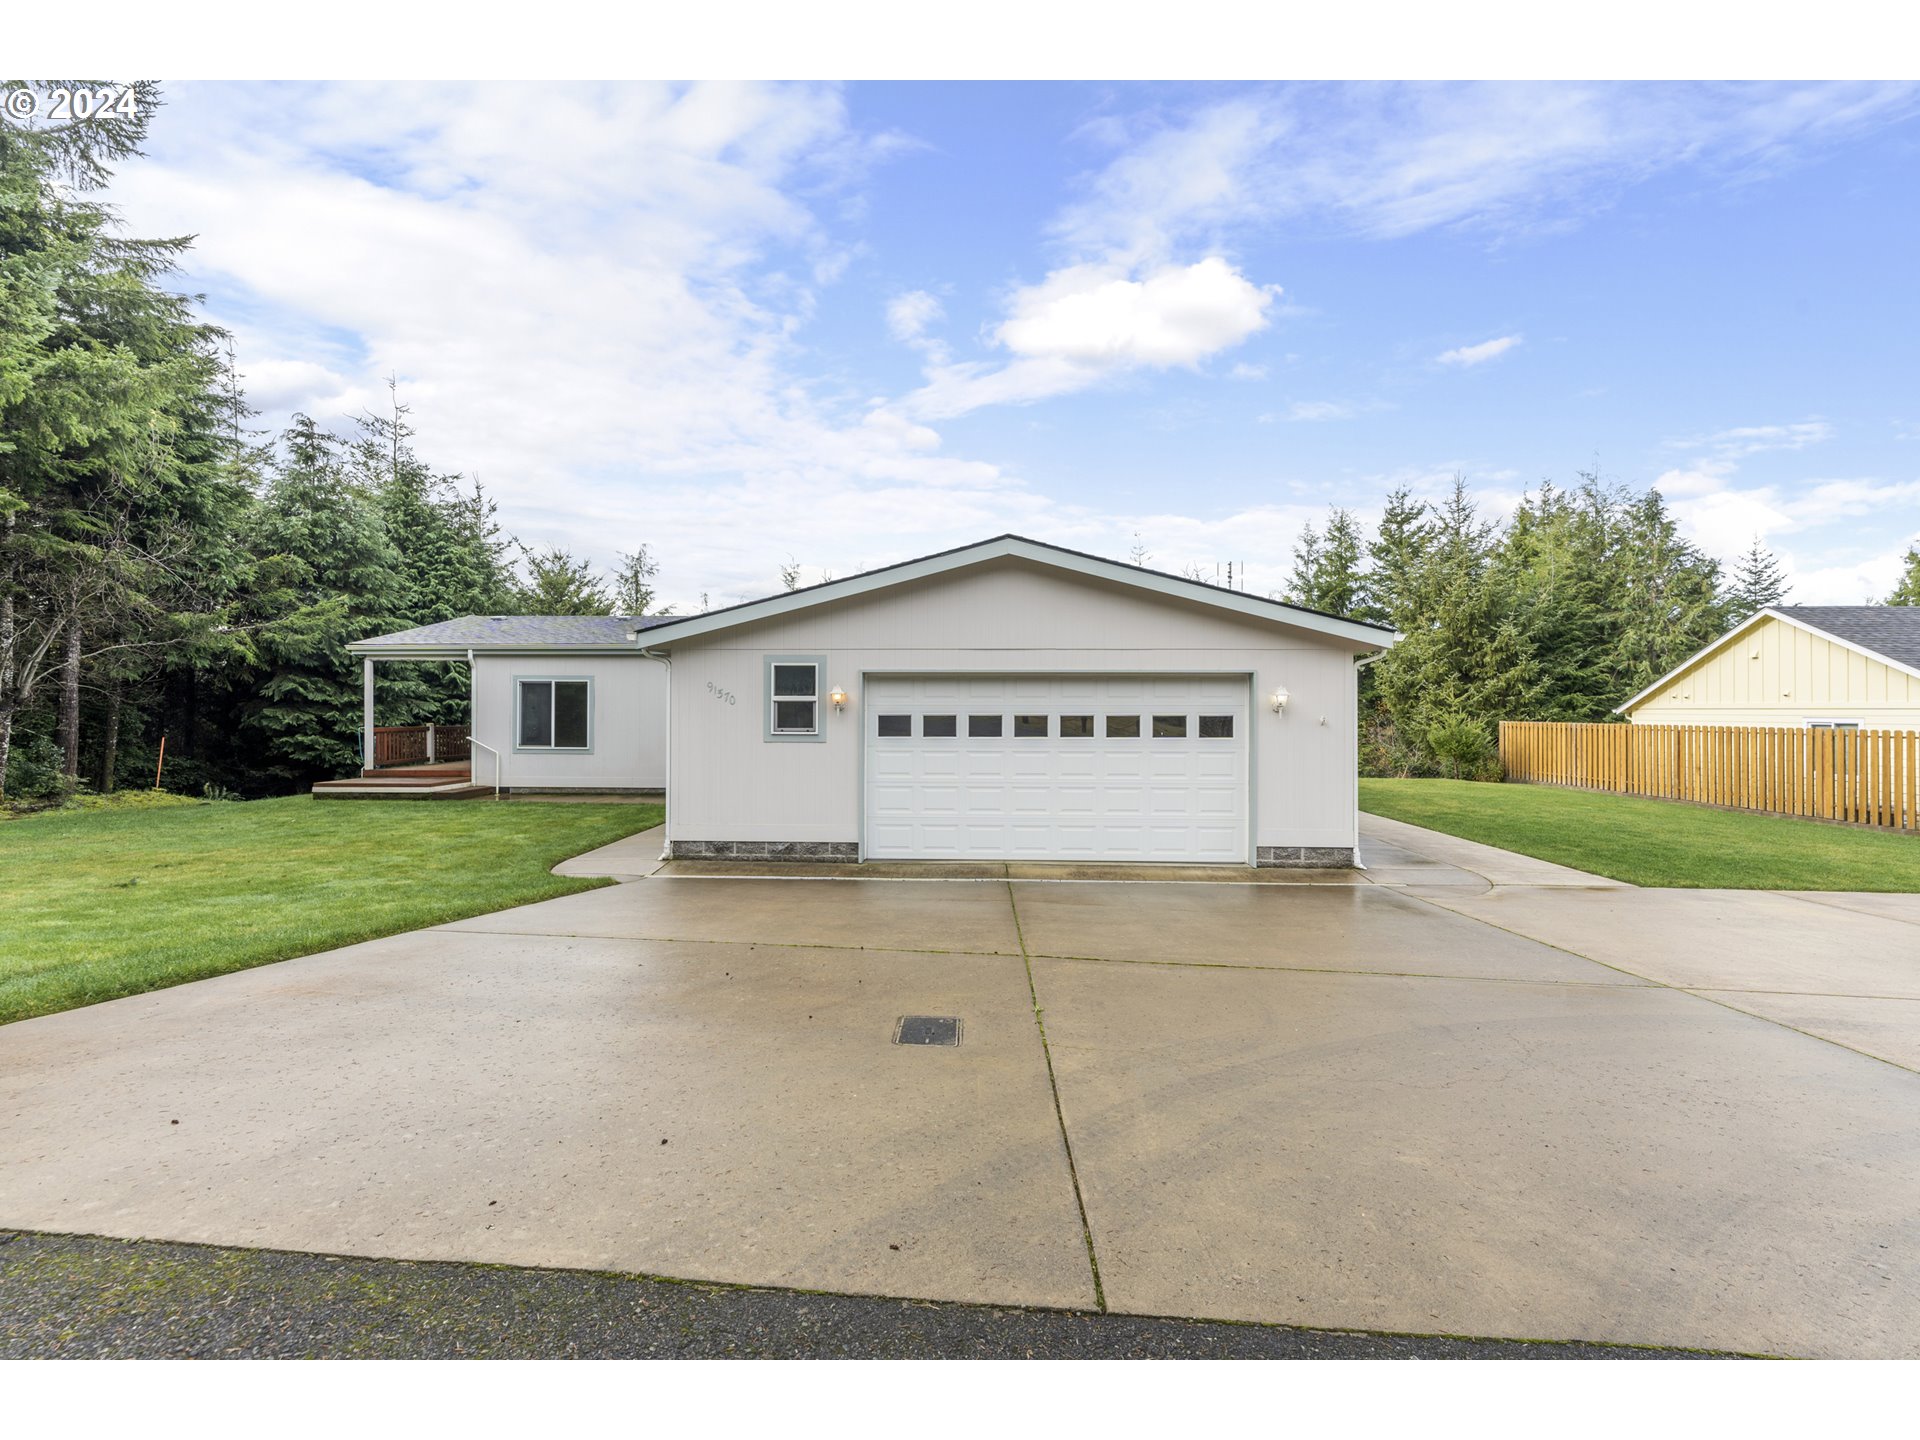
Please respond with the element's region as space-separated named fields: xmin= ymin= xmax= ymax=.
xmin=1270 ymin=687 xmax=1290 ymax=714
xmin=829 ymin=685 xmax=849 ymax=711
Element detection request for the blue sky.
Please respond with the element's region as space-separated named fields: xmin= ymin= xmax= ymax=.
xmin=108 ymin=80 xmax=1920 ymax=610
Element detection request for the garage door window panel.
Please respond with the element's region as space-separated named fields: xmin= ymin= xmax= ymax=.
xmin=1199 ymin=715 xmax=1234 ymax=738
xmin=876 ymin=714 xmax=912 ymax=737
xmin=1015 ymin=714 xmax=1049 ymax=738
xmin=1060 ymin=715 xmax=1094 ymax=737
xmin=1105 ymin=715 xmax=1141 ymax=738
xmin=924 ymin=714 xmax=958 ymax=737
xmin=1152 ymin=715 xmax=1187 ymax=738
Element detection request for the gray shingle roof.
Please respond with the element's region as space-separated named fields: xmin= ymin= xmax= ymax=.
xmin=351 ymin=615 xmax=676 ymax=650
xmin=1774 ymin=606 xmax=1920 ymax=672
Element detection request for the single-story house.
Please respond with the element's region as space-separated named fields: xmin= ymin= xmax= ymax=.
xmin=1617 ymin=605 xmax=1920 ymax=730
xmin=342 ymin=534 xmax=1397 ymax=867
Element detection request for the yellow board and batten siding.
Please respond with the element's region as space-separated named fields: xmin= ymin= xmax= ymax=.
xmin=1625 ymin=613 xmax=1920 ymax=728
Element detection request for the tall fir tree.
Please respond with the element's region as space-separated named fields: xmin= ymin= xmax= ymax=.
xmin=1725 ymin=536 xmax=1791 ymax=624
xmin=517 ymin=547 xmax=612 ymax=615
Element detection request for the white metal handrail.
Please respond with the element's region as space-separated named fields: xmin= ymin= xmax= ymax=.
xmin=468 ymin=737 xmax=503 ymax=798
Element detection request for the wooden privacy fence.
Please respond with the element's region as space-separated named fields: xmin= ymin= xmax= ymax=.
xmin=1499 ymin=721 xmax=1920 ymax=831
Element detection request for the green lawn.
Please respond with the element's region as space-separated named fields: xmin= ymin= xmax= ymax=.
xmin=0 ymin=795 xmax=663 ymax=1025
xmin=1360 ymin=778 xmax=1920 ymax=891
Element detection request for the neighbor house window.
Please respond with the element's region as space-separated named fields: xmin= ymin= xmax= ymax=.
xmin=769 ymin=660 xmax=819 ymax=736
xmin=518 ymin=679 xmax=590 ymax=750
xmin=1807 ymin=720 xmax=1861 ymax=730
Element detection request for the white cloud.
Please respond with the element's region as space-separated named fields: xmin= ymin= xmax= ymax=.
xmin=1437 ymin=334 xmax=1522 ymax=367
xmin=105 ymin=81 xmax=1092 ymax=609
xmin=902 ymin=258 xmax=1278 ymax=419
xmin=1228 ymin=362 xmax=1268 ymax=381
xmin=1680 ymin=420 xmax=1833 ymax=458
xmin=1264 ymin=399 xmax=1362 ymax=423
xmin=1054 ymin=83 xmax=1920 ymax=257
xmin=886 ymin=289 xmax=944 ymax=343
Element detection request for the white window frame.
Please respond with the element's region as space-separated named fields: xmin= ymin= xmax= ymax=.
xmin=765 ymin=655 xmax=826 ymax=742
xmin=1805 ymin=718 xmax=1863 ymax=730
xmin=515 ymin=676 xmax=593 ymax=752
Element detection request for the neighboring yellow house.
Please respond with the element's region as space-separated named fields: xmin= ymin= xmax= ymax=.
xmin=1618 ymin=606 xmax=1920 ymax=729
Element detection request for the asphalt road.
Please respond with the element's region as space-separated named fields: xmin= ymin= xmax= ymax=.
xmin=0 ymin=1231 xmax=1723 ymax=1359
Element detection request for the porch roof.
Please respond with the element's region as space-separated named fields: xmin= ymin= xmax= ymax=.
xmin=348 ymin=614 xmax=676 ymax=658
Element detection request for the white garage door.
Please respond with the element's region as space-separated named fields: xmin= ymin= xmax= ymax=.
xmin=864 ymin=675 xmax=1249 ymax=863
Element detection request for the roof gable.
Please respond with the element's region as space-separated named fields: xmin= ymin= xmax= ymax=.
xmin=1616 ymin=606 xmax=1920 ymax=713
xmin=635 ymin=534 xmax=1396 ymax=650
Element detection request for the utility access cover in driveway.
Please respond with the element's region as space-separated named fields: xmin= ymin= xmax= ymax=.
xmin=895 ymin=1016 xmax=963 ymax=1046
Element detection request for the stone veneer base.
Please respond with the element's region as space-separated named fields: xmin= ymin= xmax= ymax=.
xmin=670 ymin=840 xmax=860 ymax=863
xmin=1256 ymin=846 xmax=1357 ymax=868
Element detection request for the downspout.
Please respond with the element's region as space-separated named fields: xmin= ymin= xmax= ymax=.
xmin=640 ymin=646 xmax=671 ymax=860
xmin=1351 ymin=648 xmax=1388 ymax=869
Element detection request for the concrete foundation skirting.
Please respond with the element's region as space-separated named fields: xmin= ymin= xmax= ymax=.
xmin=670 ymin=840 xmax=861 ymax=863
xmin=1256 ymin=845 xmax=1357 ymax=868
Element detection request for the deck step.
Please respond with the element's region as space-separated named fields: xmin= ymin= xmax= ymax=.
xmin=313 ymin=779 xmax=493 ymax=800
xmin=361 ymin=764 xmax=471 ymax=780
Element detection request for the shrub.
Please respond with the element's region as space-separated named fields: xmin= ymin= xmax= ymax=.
xmin=1426 ymin=712 xmax=1496 ymax=780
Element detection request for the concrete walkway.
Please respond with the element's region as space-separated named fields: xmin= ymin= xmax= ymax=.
xmin=4 ymin=821 xmax=1919 ymax=1357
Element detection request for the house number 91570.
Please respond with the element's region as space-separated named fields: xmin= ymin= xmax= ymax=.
xmin=706 ymin=682 xmax=736 ymax=705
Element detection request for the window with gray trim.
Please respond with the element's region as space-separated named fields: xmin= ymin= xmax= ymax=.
xmin=518 ymin=679 xmax=590 ymax=749
xmin=770 ymin=661 xmax=819 ymax=734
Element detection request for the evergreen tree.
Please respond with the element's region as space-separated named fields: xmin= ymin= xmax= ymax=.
xmin=1885 ymin=546 xmax=1920 ymax=606
xmin=1608 ymin=488 xmax=1727 ymax=701
xmin=517 ymin=547 xmax=612 ymax=615
xmin=1725 ymin=536 xmax=1790 ymax=624
xmin=1360 ymin=487 xmax=1432 ymax=626
xmin=232 ymin=416 xmax=404 ymax=786
xmin=1285 ymin=509 xmax=1365 ymax=615
xmin=613 ymin=546 xmax=664 ymax=614
xmin=0 ymin=80 xmax=237 ymax=801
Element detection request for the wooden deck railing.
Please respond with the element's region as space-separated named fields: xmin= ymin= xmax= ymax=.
xmin=371 ymin=724 xmax=471 ymax=767
xmin=1499 ymin=720 xmax=1920 ymax=831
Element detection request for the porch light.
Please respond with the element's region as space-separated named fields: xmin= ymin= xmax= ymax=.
xmin=1270 ymin=687 xmax=1290 ymax=713
xmin=829 ymin=685 xmax=849 ymax=710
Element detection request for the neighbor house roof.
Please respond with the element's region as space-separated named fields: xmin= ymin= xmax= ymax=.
xmin=348 ymin=614 xmax=675 ymax=657
xmin=1615 ymin=604 xmax=1920 ymax=713
xmin=633 ymin=534 xmax=1399 ymax=650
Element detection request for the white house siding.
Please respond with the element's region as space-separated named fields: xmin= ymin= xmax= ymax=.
xmin=470 ymin=652 xmax=667 ymax=790
xmin=663 ymin=558 xmax=1364 ymax=863
xmin=1627 ymin=614 xmax=1920 ymax=728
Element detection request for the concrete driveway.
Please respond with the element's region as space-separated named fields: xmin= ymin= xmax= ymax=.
xmin=3 ymin=817 xmax=1918 ymax=1357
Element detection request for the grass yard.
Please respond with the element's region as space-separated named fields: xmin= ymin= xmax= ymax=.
xmin=1360 ymin=778 xmax=1920 ymax=891
xmin=0 ymin=795 xmax=663 ymax=1025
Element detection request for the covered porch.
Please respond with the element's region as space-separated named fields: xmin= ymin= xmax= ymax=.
xmin=311 ymin=653 xmax=494 ymax=799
